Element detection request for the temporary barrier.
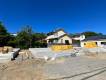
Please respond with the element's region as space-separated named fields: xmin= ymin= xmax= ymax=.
xmin=51 ymin=45 xmax=73 ymax=52
xmin=84 ymin=42 xmax=98 ymax=48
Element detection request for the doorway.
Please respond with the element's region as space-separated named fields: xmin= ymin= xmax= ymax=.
xmin=65 ymin=40 xmax=70 ymax=45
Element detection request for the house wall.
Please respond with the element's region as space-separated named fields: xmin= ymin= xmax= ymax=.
xmin=58 ymin=35 xmax=72 ymax=44
xmin=81 ymin=40 xmax=106 ymax=48
xmin=96 ymin=40 xmax=106 ymax=47
xmin=46 ymin=30 xmax=72 ymax=45
xmin=46 ymin=30 xmax=66 ymax=43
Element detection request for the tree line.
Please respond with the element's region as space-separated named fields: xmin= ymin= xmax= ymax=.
xmin=0 ymin=21 xmax=105 ymax=49
xmin=0 ymin=22 xmax=47 ymax=49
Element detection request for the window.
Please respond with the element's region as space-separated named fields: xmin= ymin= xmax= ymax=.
xmin=101 ymin=42 xmax=106 ymax=45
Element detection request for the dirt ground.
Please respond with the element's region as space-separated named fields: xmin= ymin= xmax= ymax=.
xmin=84 ymin=53 xmax=106 ymax=60
xmin=0 ymin=50 xmax=106 ymax=80
xmin=0 ymin=50 xmax=46 ymax=80
xmin=0 ymin=59 xmax=46 ymax=80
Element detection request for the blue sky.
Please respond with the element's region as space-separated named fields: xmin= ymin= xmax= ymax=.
xmin=0 ymin=0 xmax=106 ymax=34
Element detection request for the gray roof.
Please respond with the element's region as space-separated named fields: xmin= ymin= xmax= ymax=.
xmin=82 ymin=35 xmax=106 ymax=42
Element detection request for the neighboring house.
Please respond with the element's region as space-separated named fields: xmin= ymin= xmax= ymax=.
xmin=72 ymin=34 xmax=85 ymax=47
xmin=81 ymin=35 xmax=106 ymax=48
xmin=72 ymin=34 xmax=85 ymax=41
xmin=46 ymin=29 xmax=72 ymax=46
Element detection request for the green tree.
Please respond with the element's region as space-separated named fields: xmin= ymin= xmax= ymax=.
xmin=82 ymin=31 xmax=103 ymax=38
xmin=16 ymin=26 xmax=33 ymax=49
xmin=0 ymin=22 xmax=10 ymax=47
xmin=32 ymin=33 xmax=47 ymax=48
xmin=70 ymin=31 xmax=103 ymax=38
xmin=7 ymin=35 xmax=17 ymax=47
xmin=16 ymin=26 xmax=47 ymax=49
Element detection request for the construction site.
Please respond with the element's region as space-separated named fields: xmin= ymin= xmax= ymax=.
xmin=0 ymin=45 xmax=106 ymax=80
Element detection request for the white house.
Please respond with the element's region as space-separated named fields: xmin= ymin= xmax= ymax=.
xmin=72 ymin=34 xmax=85 ymax=41
xmin=46 ymin=29 xmax=72 ymax=45
xmin=81 ymin=36 xmax=106 ymax=48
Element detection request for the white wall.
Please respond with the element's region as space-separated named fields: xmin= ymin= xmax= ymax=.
xmin=97 ymin=41 xmax=106 ymax=47
xmin=81 ymin=42 xmax=85 ymax=47
xmin=58 ymin=35 xmax=72 ymax=44
xmin=97 ymin=41 xmax=102 ymax=47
